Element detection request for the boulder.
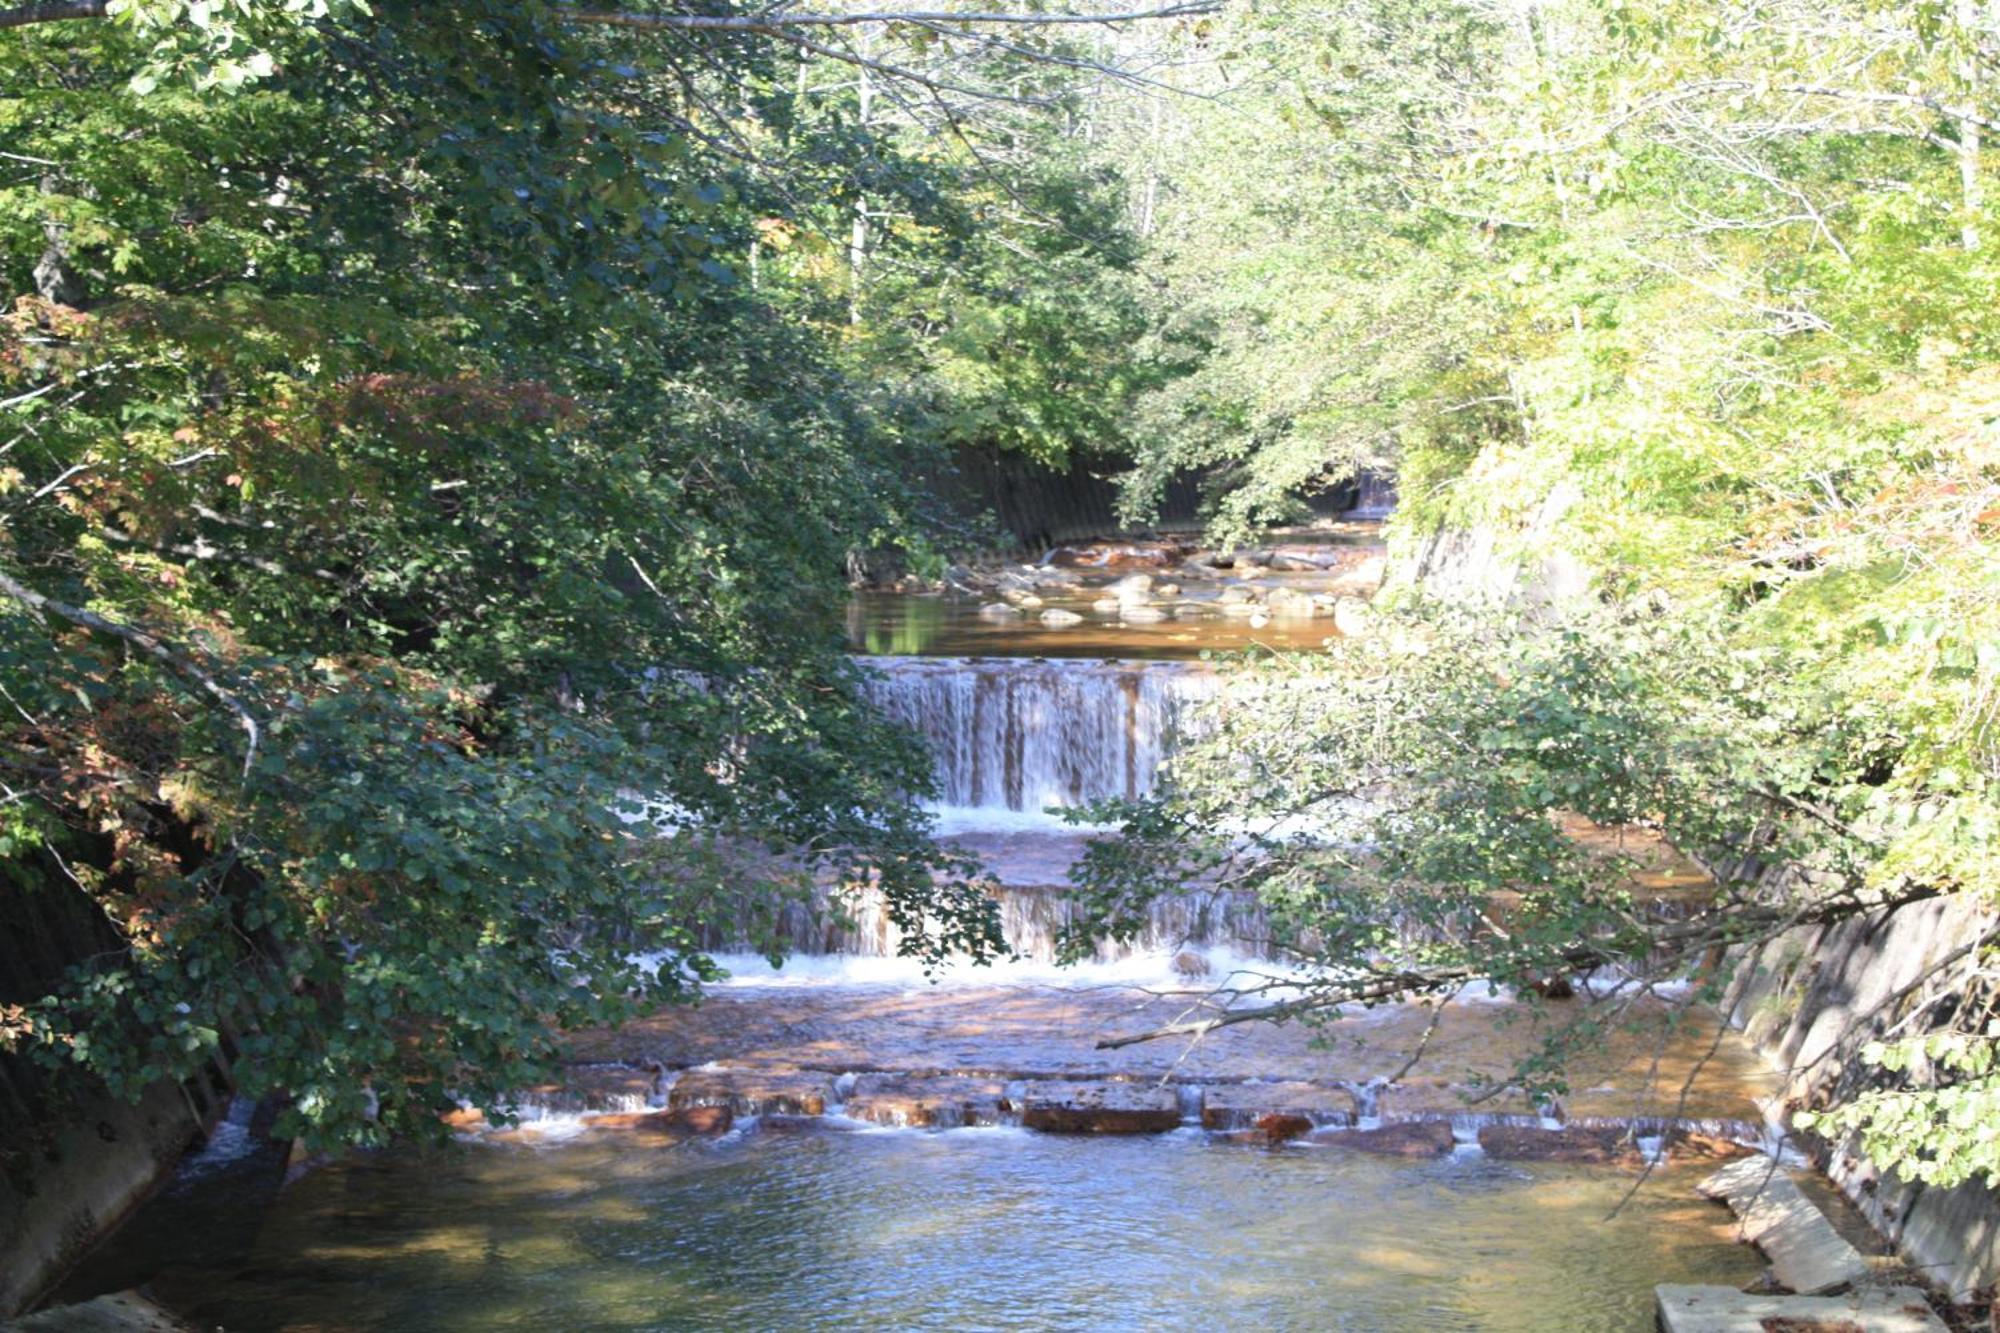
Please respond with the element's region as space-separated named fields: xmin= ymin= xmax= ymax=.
xmin=1020 ymin=1081 xmax=1181 ymax=1134
xmin=1217 ymin=584 xmax=1258 ymax=605
xmin=1091 ymin=597 xmax=1123 ymax=615
xmin=1120 ymin=605 xmax=1168 ymax=624
xmin=978 ymin=601 xmax=1022 ymax=619
xmin=1327 ymin=1120 xmax=1456 ymax=1157
xmin=669 ymin=1067 xmax=830 ymax=1117
xmin=1171 ymin=950 xmax=1210 ymax=978
xmin=1039 ymin=608 xmax=1084 ymax=627
xmin=844 ymin=1075 xmax=1013 ymax=1128
xmin=1109 ymin=573 xmax=1155 ymax=598
xmin=1154 ymin=582 xmax=1182 ymax=597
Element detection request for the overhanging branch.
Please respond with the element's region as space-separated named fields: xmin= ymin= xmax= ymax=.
xmin=568 ymin=4 xmax=1220 ymax=32
xmin=0 ymin=568 xmax=262 ymax=777
xmin=0 ymin=1 xmax=105 ymax=30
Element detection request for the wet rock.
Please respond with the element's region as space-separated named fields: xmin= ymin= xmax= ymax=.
xmin=669 ymin=1067 xmax=830 ymax=1117
xmin=441 ymin=1106 xmax=487 ymax=1130
xmin=1109 ymin=573 xmax=1155 ymax=598
xmin=1478 ymin=1124 xmax=1632 ymax=1163
xmin=1327 ymin=1120 xmax=1457 ymax=1157
xmin=585 ymin=1105 xmax=734 ymax=1142
xmin=978 ymin=601 xmax=1022 ymax=619
xmin=1091 ymin=597 xmax=1123 ymax=615
xmin=1217 ymin=584 xmax=1258 ymax=605
xmin=1154 ymin=582 xmax=1181 ymax=597
xmin=1255 ymin=1113 xmax=1316 ymax=1142
xmin=1020 ymin=1081 xmax=1181 ymax=1134
xmin=1039 ymin=608 xmax=1083 ymax=627
xmin=1171 ymin=950 xmax=1210 ymax=979
xmin=1120 ymin=605 xmax=1168 ymax=624
xmin=844 ymin=1075 xmax=1013 ymax=1128
xmin=1200 ymin=1082 xmax=1351 ymax=1132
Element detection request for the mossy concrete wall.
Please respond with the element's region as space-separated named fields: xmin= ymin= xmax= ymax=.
xmin=1726 ymin=892 xmax=2000 ymax=1300
xmin=0 ymin=882 xmax=227 ymax=1317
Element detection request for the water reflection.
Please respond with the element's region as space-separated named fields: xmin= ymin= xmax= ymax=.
xmin=126 ymin=1130 xmax=1759 ymax=1332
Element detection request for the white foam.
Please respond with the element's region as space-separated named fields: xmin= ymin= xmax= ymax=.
xmin=667 ymin=945 xmax=1309 ymax=995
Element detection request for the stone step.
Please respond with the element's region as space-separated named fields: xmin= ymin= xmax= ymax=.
xmin=1655 ymin=1283 xmax=1945 ymax=1332
xmin=1019 ymin=1080 xmax=1181 ymax=1133
xmin=1698 ymin=1157 xmax=1874 ymax=1295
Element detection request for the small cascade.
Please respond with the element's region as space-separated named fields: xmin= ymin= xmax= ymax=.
xmin=857 ymin=656 xmax=1214 ymax=819
xmin=1347 ymin=471 xmax=1398 ymax=521
xmin=180 ymin=1095 xmax=259 ymax=1179
xmin=697 ymin=879 xmax=1273 ymax=963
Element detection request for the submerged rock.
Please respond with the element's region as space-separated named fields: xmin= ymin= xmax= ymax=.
xmin=1327 ymin=1121 xmax=1456 ymax=1157
xmin=1119 ymin=605 xmax=1168 ymax=624
xmin=1020 ymin=1081 xmax=1181 ymax=1134
xmin=978 ymin=601 xmax=1022 ymax=619
xmin=1039 ymin=608 xmax=1084 ymax=627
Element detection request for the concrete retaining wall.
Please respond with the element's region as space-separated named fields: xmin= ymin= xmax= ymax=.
xmin=1726 ymin=892 xmax=2000 ymax=1300
xmin=0 ymin=880 xmax=228 ymax=1317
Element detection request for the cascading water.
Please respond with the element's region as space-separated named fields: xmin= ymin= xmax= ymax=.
xmin=691 ymin=655 xmax=1271 ymax=965
xmin=855 ymin=655 xmax=1214 ymax=824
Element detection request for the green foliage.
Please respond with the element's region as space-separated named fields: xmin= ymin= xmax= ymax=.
xmin=0 ymin=1 xmax=1033 ymax=1148
xmin=1088 ymin=0 xmax=2000 ymax=1183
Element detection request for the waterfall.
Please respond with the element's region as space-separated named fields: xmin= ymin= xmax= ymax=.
xmin=856 ymin=656 xmax=1214 ymax=822
xmin=696 ymin=880 xmax=1273 ymax=964
xmin=1348 ymin=471 xmax=1397 ymax=520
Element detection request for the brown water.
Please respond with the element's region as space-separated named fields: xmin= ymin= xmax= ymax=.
xmin=846 ymin=588 xmax=1345 ymax=658
xmin=116 ymin=1127 xmax=1761 ymax=1332
xmin=845 ymin=529 xmax=1387 ymax=660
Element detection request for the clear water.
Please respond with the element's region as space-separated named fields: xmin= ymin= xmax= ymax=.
xmin=134 ymin=1127 xmax=1759 ymax=1332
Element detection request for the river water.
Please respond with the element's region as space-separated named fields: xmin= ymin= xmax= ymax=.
xmin=125 ymin=1127 xmax=1759 ymax=1332
xmin=61 ymin=532 xmax=1788 ymax=1330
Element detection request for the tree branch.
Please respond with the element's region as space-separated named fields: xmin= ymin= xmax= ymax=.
xmin=0 ymin=567 xmax=261 ymax=777
xmin=567 ymin=4 xmax=1220 ymax=33
xmin=0 ymin=1 xmax=105 ymax=30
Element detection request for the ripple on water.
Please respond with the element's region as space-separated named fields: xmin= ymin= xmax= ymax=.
xmin=117 ymin=1125 xmax=1758 ymax=1333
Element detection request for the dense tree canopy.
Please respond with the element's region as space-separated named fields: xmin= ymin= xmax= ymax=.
xmin=1069 ymin=0 xmax=2000 ymax=1188
xmin=0 ymin=0 xmax=1183 ymax=1147
xmin=3 ymin=0 xmax=1996 ymax=1195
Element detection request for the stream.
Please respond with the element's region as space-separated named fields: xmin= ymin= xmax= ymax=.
xmin=60 ymin=532 xmax=1790 ymax=1331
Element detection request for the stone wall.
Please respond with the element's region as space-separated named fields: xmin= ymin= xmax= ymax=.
xmin=1725 ymin=892 xmax=2000 ymax=1301
xmin=0 ymin=879 xmax=230 ymax=1317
